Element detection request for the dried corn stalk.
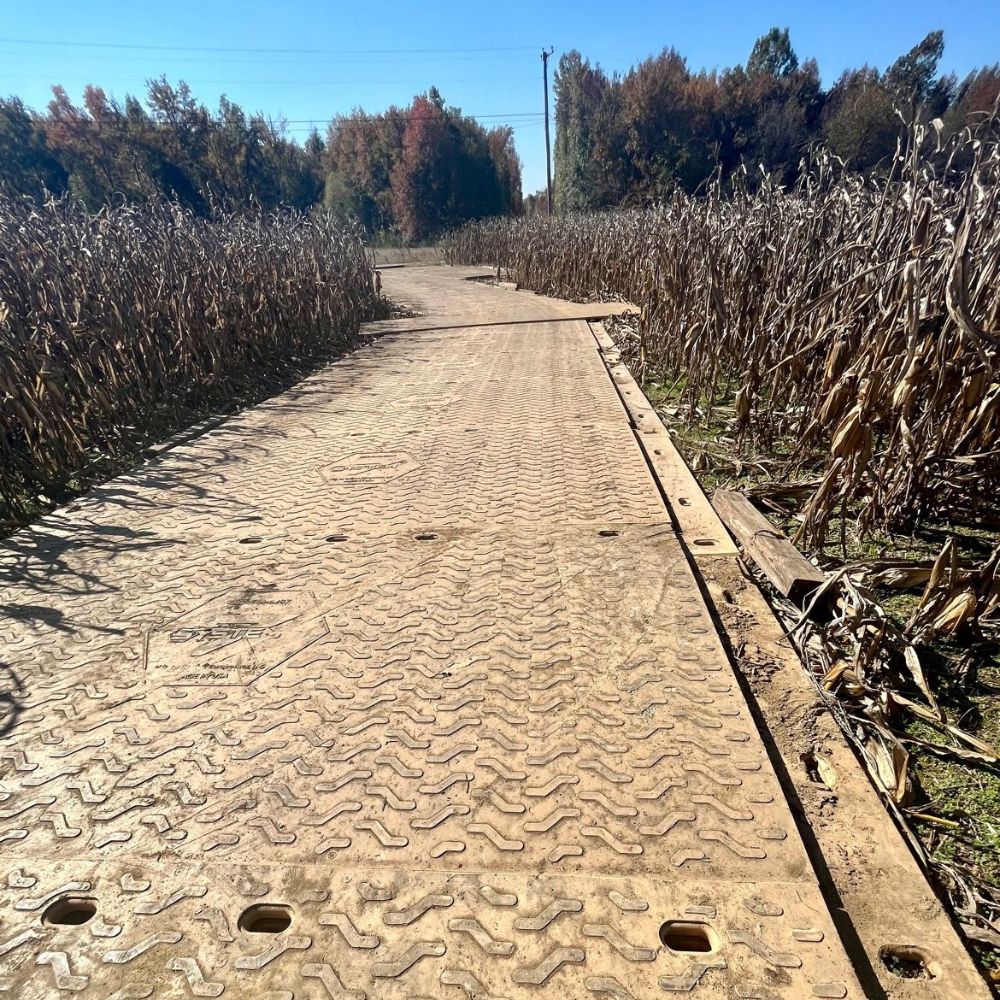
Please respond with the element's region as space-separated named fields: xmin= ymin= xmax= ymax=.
xmin=0 ymin=197 xmax=384 ymax=518
xmin=775 ymin=554 xmax=1000 ymax=955
xmin=448 ymin=117 xmax=1000 ymax=548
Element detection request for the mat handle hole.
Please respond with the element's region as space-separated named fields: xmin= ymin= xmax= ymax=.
xmin=659 ymin=921 xmax=717 ymax=953
xmin=43 ymin=897 xmax=97 ymax=926
xmin=239 ymin=904 xmax=292 ymax=934
xmin=880 ymin=945 xmax=939 ymax=980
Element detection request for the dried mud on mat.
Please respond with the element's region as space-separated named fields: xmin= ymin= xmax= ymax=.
xmin=1 ymin=268 xmax=878 ymax=997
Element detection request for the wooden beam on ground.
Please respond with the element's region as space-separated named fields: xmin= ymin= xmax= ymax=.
xmin=712 ymin=489 xmax=826 ymax=605
xmin=589 ymin=322 xmax=738 ymax=556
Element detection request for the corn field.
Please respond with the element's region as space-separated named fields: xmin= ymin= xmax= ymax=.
xmin=0 ymin=197 xmax=382 ymax=519
xmin=448 ymin=123 xmax=1000 ymax=549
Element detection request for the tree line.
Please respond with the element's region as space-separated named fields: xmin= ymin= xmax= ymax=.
xmin=3 ymin=30 xmax=996 ymax=236
xmin=552 ymin=28 xmax=1000 ymax=211
xmin=324 ymin=88 xmax=521 ymax=242
xmin=0 ymin=79 xmax=521 ymax=242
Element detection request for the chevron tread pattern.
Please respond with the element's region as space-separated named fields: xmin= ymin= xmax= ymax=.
xmin=0 ymin=270 xmax=860 ymax=997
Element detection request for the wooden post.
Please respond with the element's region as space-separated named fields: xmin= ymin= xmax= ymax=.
xmin=542 ymin=47 xmax=554 ymax=216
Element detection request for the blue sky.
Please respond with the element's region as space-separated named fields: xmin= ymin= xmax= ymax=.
xmin=1 ymin=1 xmax=998 ymax=194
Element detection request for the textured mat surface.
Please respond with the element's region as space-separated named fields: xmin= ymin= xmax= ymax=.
xmin=0 ymin=273 xmax=861 ymax=997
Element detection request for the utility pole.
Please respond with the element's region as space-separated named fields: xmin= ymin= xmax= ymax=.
xmin=542 ymin=47 xmax=554 ymax=216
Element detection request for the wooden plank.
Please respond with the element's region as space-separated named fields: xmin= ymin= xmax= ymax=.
xmin=589 ymin=322 xmax=739 ymax=557
xmin=712 ymin=489 xmax=826 ymax=604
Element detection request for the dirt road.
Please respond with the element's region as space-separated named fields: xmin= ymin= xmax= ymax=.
xmin=0 ymin=267 xmax=973 ymax=997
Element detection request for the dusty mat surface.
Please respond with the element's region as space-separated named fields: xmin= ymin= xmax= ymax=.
xmin=0 ymin=266 xmax=862 ymax=997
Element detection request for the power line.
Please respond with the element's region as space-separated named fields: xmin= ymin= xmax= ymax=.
xmin=41 ymin=112 xmax=546 ymax=125
xmin=0 ymin=49 xmax=532 ymax=66
xmin=4 ymin=76 xmax=536 ymax=88
xmin=41 ymin=122 xmax=544 ymax=135
xmin=0 ymin=36 xmax=538 ymax=56
xmin=292 ymin=119 xmax=545 ymax=131
xmin=0 ymin=50 xmax=529 ymax=66
xmin=284 ymin=120 xmax=545 ymax=133
xmin=37 ymin=112 xmax=545 ymax=139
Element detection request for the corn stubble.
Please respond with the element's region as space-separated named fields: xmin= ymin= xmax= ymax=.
xmin=448 ymin=120 xmax=1000 ymax=551
xmin=0 ymin=199 xmax=382 ymax=518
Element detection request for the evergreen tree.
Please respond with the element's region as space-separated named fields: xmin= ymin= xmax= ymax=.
xmin=0 ymin=97 xmax=67 ymax=197
xmin=822 ymin=68 xmax=900 ymax=172
xmin=554 ymin=51 xmax=610 ymax=211
xmin=885 ymin=31 xmax=945 ymax=108
xmin=747 ymin=28 xmax=799 ymax=79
